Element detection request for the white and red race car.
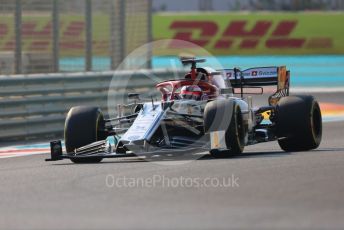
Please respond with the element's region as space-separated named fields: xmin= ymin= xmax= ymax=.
xmin=47 ymin=58 xmax=322 ymax=163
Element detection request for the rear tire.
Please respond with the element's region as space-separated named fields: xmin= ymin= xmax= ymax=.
xmin=64 ymin=106 xmax=107 ymax=163
xmin=204 ymin=100 xmax=245 ymax=158
xmin=276 ymin=95 xmax=322 ymax=152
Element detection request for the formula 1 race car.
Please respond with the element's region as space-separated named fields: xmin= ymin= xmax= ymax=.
xmin=46 ymin=58 xmax=322 ymax=163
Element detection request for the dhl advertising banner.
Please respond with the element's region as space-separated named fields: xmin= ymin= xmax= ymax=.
xmin=0 ymin=15 xmax=109 ymax=57
xmin=153 ymin=13 xmax=344 ymax=55
xmin=0 ymin=13 xmax=343 ymax=57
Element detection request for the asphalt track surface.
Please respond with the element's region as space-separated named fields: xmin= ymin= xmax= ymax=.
xmin=1 ymin=93 xmax=344 ymax=230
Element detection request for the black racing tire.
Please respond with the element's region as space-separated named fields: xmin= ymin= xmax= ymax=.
xmin=276 ymin=95 xmax=322 ymax=152
xmin=204 ymin=100 xmax=245 ymax=158
xmin=64 ymin=106 xmax=107 ymax=163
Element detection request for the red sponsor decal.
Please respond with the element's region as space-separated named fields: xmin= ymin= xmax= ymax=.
xmin=29 ymin=41 xmax=50 ymax=51
xmin=0 ymin=23 xmax=8 ymax=37
xmin=169 ymin=21 xmax=217 ymax=48
xmin=63 ymin=21 xmax=85 ymax=37
xmin=222 ymin=20 xmax=272 ymax=37
xmin=22 ymin=22 xmax=52 ymax=38
xmin=169 ymin=20 xmax=331 ymax=50
xmin=0 ymin=20 xmax=107 ymax=55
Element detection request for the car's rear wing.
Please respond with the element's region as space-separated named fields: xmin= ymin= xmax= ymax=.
xmin=222 ymin=66 xmax=290 ymax=105
xmin=222 ymin=66 xmax=287 ymax=87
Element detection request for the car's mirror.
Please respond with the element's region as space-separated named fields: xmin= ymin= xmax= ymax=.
xmin=128 ymin=93 xmax=140 ymax=100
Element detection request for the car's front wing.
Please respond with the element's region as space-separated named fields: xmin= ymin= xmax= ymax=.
xmin=45 ymin=140 xmax=207 ymax=162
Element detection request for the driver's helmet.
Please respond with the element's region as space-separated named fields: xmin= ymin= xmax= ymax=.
xmin=180 ymin=85 xmax=202 ymax=100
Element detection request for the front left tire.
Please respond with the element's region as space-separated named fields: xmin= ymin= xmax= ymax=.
xmin=64 ymin=106 xmax=107 ymax=163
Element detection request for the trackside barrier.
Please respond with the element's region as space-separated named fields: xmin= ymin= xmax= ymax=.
xmin=0 ymin=69 xmax=184 ymax=144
